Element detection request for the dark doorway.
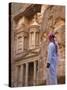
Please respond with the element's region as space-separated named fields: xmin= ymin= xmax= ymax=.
xmin=28 ymin=62 xmax=34 ymax=86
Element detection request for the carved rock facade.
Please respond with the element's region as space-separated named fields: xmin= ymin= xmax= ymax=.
xmin=10 ymin=3 xmax=65 ymax=87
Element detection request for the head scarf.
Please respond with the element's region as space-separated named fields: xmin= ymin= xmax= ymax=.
xmin=48 ymin=32 xmax=55 ymax=41
xmin=48 ymin=32 xmax=58 ymax=54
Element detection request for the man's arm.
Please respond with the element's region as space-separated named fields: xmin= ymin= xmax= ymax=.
xmin=47 ymin=43 xmax=53 ymax=68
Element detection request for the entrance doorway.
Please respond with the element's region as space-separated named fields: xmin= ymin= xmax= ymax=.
xmin=28 ymin=62 xmax=34 ymax=86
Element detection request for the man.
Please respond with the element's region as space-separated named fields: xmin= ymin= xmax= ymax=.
xmin=47 ymin=32 xmax=58 ymax=85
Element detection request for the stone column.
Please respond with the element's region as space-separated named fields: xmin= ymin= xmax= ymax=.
xmin=22 ymin=36 xmax=24 ymax=52
xmin=15 ymin=66 xmax=18 ymax=87
xmin=25 ymin=63 xmax=28 ymax=86
xmin=34 ymin=32 xmax=36 ymax=48
xmin=33 ymin=61 xmax=36 ymax=85
xmin=19 ymin=65 xmax=23 ymax=86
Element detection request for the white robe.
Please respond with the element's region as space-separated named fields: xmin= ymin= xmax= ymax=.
xmin=47 ymin=42 xmax=58 ymax=85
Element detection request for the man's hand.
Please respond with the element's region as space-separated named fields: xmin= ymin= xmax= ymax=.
xmin=47 ymin=63 xmax=50 ymax=68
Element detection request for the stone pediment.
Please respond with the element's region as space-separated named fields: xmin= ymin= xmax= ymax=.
xmin=23 ymin=52 xmax=38 ymax=58
xmin=24 ymin=52 xmax=36 ymax=58
xmin=15 ymin=48 xmax=40 ymax=61
xmin=22 ymin=50 xmax=39 ymax=59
